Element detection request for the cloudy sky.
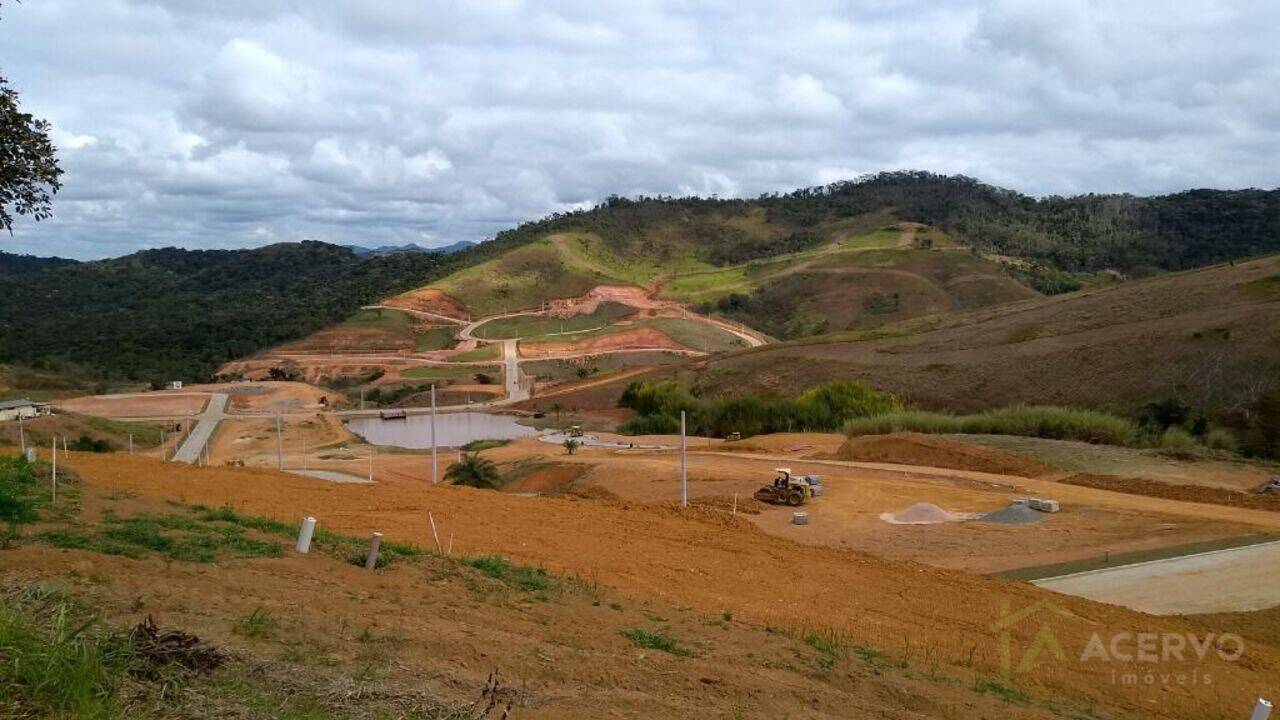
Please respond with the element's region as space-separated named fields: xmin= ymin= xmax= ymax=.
xmin=3 ymin=1 xmax=1279 ymax=259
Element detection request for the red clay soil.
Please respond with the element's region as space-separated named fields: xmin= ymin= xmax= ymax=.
xmin=383 ymin=287 xmax=469 ymax=320
xmin=500 ymin=461 xmax=587 ymax=493
xmin=1060 ymin=473 xmax=1280 ymax=512
xmin=830 ymin=432 xmax=1055 ymax=478
xmin=546 ymin=285 xmax=681 ymax=317
xmin=520 ymin=326 xmax=688 ymax=358
xmin=52 ymin=453 xmax=1280 ymax=719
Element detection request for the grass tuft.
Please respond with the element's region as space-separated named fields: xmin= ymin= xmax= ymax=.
xmin=620 ymin=628 xmax=692 ymax=656
xmin=460 ymin=554 xmax=554 ymax=593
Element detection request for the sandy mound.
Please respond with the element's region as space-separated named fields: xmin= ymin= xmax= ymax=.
xmin=833 ymin=432 xmax=1053 ymax=478
xmin=879 ymin=502 xmax=973 ymax=525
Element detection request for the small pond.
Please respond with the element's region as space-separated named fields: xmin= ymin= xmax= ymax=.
xmin=344 ymin=412 xmax=539 ymax=449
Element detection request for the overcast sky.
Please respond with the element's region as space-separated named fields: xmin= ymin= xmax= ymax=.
xmin=4 ymin=1 xmax=1279 ymax=259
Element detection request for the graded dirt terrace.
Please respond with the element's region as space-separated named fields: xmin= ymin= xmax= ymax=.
xmin=58 ymin=392 xmax=211 ymax=418
xmin=46 ymin=450 xmax=1280 ymax=719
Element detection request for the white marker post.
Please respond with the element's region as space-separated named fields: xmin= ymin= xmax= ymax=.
xmin=430 ymin=384 xmax=438 ymax=484
xmin=62 ymin=436 xmax=68 ymax=459
xmin=367 ymin=447 xmax=374 ymax=483
xmin=275 ymin=414 xmax=283 ymax=470
xmin=295 ymin=516 xmax=316 ymax=553
xmin=17 ymin=415 xmax=25 ymax=454
xmin=680 ymin=410 xmax=688 ymax=508
xmin=1252 ymin=698 xmax=1273 ymax=720
xmin=50 ymin=437 xmax=58 ymax=505
xmin=128 ymin=434 xmax=134 ymax=455
xmin=364 ymin=532 xmax=383 ymax=571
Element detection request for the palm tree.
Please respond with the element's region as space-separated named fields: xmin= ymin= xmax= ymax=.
xmin=563 ymin=438 xmax=580 ymax=455
xmin=445 ymin=452 xmax=503 ymax=489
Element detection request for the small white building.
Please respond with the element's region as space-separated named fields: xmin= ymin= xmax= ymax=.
xmin=0 ymin=399 xmax=51 ymax=422
xmin=167 ymin=380 xmax=184 ymax=390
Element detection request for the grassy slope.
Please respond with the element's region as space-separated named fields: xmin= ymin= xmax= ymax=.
xmin=417 ymin=217 xmax=1037 ymax=337
xmin=693 ymin=255 xmax=1280 ymax=412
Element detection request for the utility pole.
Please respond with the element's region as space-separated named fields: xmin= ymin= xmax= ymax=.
xmin=128 ymin=434 xmax=133 ymax=455
xmin=430 ymin=384 xmax=438 ymax=484
xmin=160 ymin=426 xmax=167 ymax=462
xmin=275 ymin=414 xmax=283 ymax=470
xmin=680 ymin=410 xmax=688 ymax=508
xmin=302 ymin=429 xmax=307 ymax=473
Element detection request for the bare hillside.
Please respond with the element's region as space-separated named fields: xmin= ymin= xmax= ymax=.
xmin=692 ymin=255 xmax=1280 ymax=411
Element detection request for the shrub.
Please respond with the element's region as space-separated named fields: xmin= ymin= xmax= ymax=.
xmin=1158 ymin=427 xmax=1198 ymax=450
xmin=845 ymin=405 xmax=1140 ymax=446
xmin=1204 ymin=428 xmax=1239 ymax=452
xmin=619 ymin=379 xmax=900 ymax=438
xmin=444 ymin=453 xmax=503 ymax=489
xmin=0 ymin=457 xmax=41 ymax=525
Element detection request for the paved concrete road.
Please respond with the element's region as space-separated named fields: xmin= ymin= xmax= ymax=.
xmin=1034 ymin=541 xmax=1280 ymax=615
xmin=171 ymin=393 xmax=229 ymax=464
xmin=502 ymin=339 xmax=529 ymax=403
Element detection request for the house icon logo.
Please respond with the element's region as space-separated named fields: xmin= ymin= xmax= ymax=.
xmin=990 ymin=598 xmax=1074 ymax=675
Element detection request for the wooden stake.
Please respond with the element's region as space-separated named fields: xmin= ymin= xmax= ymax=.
xmin=428 ymin=511 xmax=442 ymax=553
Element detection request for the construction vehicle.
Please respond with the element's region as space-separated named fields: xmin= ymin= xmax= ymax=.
xmin=753 ymin=468 xmax=813 ymax=507
xmin=568 ymin=425 xmax=584 ymax=438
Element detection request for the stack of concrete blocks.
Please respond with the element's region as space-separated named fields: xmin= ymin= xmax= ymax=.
xmin=1028 ymin=498 xmax=1061 ymax=513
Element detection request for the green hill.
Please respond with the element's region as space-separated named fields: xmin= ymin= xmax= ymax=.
xmin=7 ymin=171 xmax=1280 ymax=381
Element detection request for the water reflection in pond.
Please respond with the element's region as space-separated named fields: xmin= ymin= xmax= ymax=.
xmin=344 ymin=412 xmax=539 ymax=449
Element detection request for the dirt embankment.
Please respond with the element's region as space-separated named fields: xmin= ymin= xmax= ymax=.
xmin=520 ymin=326 xmax=688 ymax=358
xmin=1060 ymin=473 xmax=1280 ymax=512
xmin=382 ymin=287 xmax=469 ymax=320
xmin=49 ymin=452 xmax=1280 ymax=719
xmin=829 ymin=432 xmax=1055 ymax=478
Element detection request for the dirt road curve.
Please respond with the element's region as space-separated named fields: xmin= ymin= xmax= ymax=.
xmin=1034 ymin=541 xmax=1280 ymax=615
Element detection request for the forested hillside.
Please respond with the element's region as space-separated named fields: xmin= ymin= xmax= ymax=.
xmin=0 ymin=251 xmax=77 ymax=274
xmin=5 ymin=172 xmax=1277 ymax=382
xmin=0 ymin=242 xmax=453 ymax=381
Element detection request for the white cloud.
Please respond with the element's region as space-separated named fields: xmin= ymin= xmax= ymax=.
xmin=0 ymin=0 xmax=1277 ymax=259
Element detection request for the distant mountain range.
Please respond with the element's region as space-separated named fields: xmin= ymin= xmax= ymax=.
xmin=344 ymin=241 xmax=476 ymax=257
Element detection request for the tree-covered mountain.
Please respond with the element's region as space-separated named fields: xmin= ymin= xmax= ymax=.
xmin=5 ymin=172 xmax=1277 ymax=383
xmin=0 ymin=251 xmax=77 ymax=274
xmin=0 ymin=242 xmax=456 ymax=382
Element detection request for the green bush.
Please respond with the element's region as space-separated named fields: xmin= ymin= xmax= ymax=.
xmin=618 ymin=379 xmax=901 ymax=438
xmin=844 ymin=405 xmax=1140 ymax=446
xmin=1158 ymin=427 xmax=1198 ymax=450
xmin=1204 ymin=427 xmax=1240 ymax=452
xmin=0 ymin=457 xmax=42 ymax=525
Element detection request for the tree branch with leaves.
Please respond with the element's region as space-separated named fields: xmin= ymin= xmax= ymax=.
xmin=1 ymin=2 xmax=64 ymax=234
